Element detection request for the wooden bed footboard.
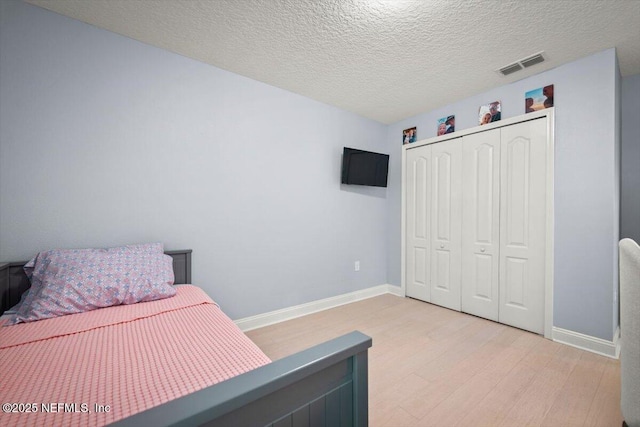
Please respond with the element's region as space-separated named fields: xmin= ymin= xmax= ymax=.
xmin=110 ymin=330 xmax=372 ymax=427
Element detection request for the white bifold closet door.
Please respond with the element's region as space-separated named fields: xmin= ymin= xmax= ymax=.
xmin=405 ymin=139 xmax=462 ymax=311
xmin=407 ymin=116 xmax=548 ymax=335
xmin=430 ymin=139 xmax=462 ymax=311
xmin=460 ymin=119 xmax=547 ymax=334
xmin=498 ymin=118 xmax=547 ymax=335
xmin=405 ymin=146 xmax=431 ymax=302
xmin=461 ymin=129 xmax=501 ymax=321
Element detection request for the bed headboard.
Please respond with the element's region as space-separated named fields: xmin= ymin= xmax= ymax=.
xmin=0 ymin=249 xmax=192 ymax=315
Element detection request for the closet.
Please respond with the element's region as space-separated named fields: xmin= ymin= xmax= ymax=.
xmin=403 ymin=112 xmax=553 ymax=336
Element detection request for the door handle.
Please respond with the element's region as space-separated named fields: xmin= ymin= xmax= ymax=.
xmin=480 ymin=247 xmax=486 ymax=252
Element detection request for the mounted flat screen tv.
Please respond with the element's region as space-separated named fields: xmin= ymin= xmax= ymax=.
xmin=341 ymin=147 xmax=389 ymax=187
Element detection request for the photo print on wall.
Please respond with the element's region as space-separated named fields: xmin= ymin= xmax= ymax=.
xmin=479 ymin=101 xmax=501 ymax=125
xmin=403 ymin=127 xmax=417 ymax=144
xmin=437 ymin=115 xmax=455 ymax=136
xmin=526 ymin=84 xmax=554 ymax=113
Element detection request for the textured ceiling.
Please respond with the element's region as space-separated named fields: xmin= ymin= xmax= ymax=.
xmin=24 ymin=0 xmax=640 ymax=124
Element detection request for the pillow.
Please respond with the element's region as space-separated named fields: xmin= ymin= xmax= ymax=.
xmin=6 ymin=243 xmax=175 ymax=325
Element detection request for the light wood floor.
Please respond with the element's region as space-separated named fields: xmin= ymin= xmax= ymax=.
xmin=246 ymin=294 xmax=622 ymax=427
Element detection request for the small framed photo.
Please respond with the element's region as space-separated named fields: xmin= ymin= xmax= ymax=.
xmin=437 ymin=115 xmax=455 ymax=136
xmin=403 ymin=127 xmax=417 ymax=145
xmin=479 ymin=101 xmax=501 ymax=125
xmin=525 ymin=84 xmax=554 ymax=113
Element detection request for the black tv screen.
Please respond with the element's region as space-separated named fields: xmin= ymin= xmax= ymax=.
xmin=341 ymin=147 xmax=389 ymax=187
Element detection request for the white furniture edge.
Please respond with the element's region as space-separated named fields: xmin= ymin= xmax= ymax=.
xmin=234 ymin=284 xmax=403 ymax=332
xmin=400 ymin=108 xmax=555 ymax=339
xmin=552 ymin=326 xmax=620 ymax=359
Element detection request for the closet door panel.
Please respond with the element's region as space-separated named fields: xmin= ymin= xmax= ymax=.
xmin=406 ymin=146 xmax=431 ymax=302
xmin=461 ymin=129 xmax=501 ymax=321
xmin=499 ymin=118 xmax=547 ymax=334
xmin=430 ymin=139 xmax=462 ymax=311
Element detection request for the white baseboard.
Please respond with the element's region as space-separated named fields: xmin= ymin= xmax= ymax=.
xmin=552 ymin=326 xmax=620 ymax=359
xmin=234 ymin=284 xmax=403 ymax=332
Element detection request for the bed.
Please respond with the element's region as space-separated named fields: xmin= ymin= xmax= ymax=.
xmin=0 ymin=247 xmax=371 ymax=427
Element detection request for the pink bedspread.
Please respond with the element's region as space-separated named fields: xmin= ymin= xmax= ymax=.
xmin=0 ymin=285 xmax=271 ymax=426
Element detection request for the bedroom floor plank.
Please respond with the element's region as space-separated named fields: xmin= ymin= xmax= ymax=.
xmin=497 ymin=343 xmax=583 ymax=426
xmin=540 ymin=350 xmax=608 ymax=426
xmin=246 ymin=294 xmax=623 ymax=427
xmin=584 ymin=358 xmax=623 ymax=427
xmin=455 ymin=334 xmax=559 ymax=427
xmin=413 ymin=329 xmax=534 ymax=426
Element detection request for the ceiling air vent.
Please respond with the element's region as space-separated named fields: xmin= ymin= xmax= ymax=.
xmin=498 ymin=63 xmax=523 ymax=76
xmin=521 ymin=52 xmax=545 ymax=68
xmin=496 ymin=51 xmax=546 ymax=76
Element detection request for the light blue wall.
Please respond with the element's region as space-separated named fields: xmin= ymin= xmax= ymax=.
xmin=621 ymin=74 xmax=640 ymax=244
xmin=0 ymin=1 xmax=629 ymax=340
xmin=0 ymin=0 xmax=389 ymax=320
xmin=386 ymin=49 xmax=620 ymax=341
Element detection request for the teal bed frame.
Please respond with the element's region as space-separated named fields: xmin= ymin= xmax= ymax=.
xmin=0 ymin=250 xmax=372 ymax=427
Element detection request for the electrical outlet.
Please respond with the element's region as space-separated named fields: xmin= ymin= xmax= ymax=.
xmin=354 ymin=261 xmax=360 ymax=271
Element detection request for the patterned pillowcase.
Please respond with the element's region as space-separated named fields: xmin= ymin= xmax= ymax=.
xmin=6 ymin=243 xmax=176 ymax=325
